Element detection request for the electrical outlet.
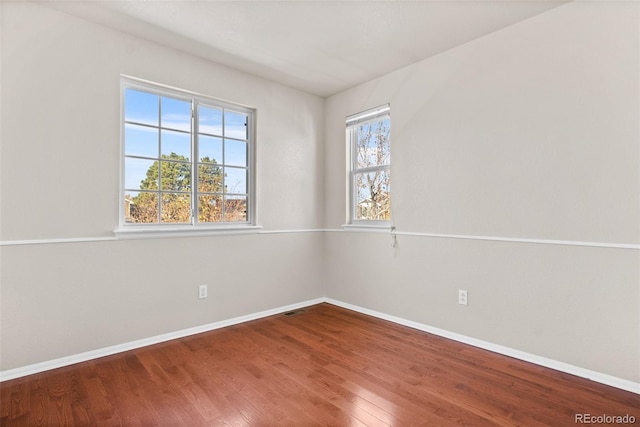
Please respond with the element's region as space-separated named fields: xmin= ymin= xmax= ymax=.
xmin=199 ymin=285 xmax=208 ymax=299
xmin=458 ymin=290 xmax=468 ymax=306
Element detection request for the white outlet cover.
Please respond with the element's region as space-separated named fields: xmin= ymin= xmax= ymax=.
xmin=458 ymin=290 xmax=468 ymax=305
xmin=199 ymin=285 xmax=208 ymax=299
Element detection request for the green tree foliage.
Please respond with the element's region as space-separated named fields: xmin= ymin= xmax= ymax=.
xmin=128 ymin=153 xmax=223 ymax=224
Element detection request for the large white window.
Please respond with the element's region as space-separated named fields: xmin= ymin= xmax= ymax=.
xmin=120 ymin=77 xmax=255 ymax=230
xmin=347 ymin=105 xmax=391 ymax=225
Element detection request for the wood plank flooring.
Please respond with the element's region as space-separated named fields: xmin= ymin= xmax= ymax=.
xmin=1 ymin=303 xmax=639 ymax=426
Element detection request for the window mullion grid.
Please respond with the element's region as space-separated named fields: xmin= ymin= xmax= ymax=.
xmin=122 ymin=78 xmax=255 ymax=228
xmin=123 ymin=119 xmax=162 ymax=224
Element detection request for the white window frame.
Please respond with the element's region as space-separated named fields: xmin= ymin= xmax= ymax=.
xmin=116 ymin=76 xmax=258 ymax=238
xmin=346 ymin=104 xmax=391 ymax=229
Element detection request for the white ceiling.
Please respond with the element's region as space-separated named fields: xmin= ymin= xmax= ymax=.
xmin=42 ymin=0 xmax=569 ymax=97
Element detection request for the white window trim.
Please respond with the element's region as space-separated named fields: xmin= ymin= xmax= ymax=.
xmin=341 ymin=223 xmax=392 ymax=232
xmin=113 ymin=225 xmax=263 ymax=239
xmin=116 ymin=76 xmax=257 ymax=237
xmin=346 ymin=104 xmax=391 ymax=229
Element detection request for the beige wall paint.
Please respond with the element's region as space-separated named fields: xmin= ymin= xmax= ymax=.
xmin=324 ymin=1 xmax=640 ymax=382
xmin=0 ymin=2 xmax=325 ymax=241
xmin=0 ymin=234 xmax=325 ymax=369
xmin=324 ymin=232 xmax=640 ymax=382
xmin=325 ymin=1 xmax=639 ymax=242
xmin=0 ymin=3 xmax=325 ymax=370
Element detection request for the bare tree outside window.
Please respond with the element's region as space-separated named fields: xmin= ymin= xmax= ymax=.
xmin=348 ymin=106 xmax=391 ymax=223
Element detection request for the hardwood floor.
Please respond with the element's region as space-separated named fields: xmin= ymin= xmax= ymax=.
xmin=1 ymin=303 xmax=639 ymax=426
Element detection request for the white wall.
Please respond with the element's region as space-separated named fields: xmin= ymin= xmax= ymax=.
xmin=324 ymin=1 xmax=640 ymax=383
xmin=0 ymin=2 xmax=325 ymax=370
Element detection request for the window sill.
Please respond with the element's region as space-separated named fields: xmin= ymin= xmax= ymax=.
xmin=114 ymin=225 xmax=263 ymax=240
xmin=342 ymin=223 xmax=392 ymax=233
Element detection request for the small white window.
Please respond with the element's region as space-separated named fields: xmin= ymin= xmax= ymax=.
xmin=120 ymin=77 xmax=255 ymax=231
xmin=347 ymin=105 xmax=391 ymax=225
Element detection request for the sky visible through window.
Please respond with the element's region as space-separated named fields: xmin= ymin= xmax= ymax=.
xmin=124 ymin=90 xmax=192 ymax=189
xmin=124 ymin=89 xmax=248 ymax=192
xmin=123 ymin=87 xmax=249 ymax=224
xmin=352 ymin=115 xmax=390 ymax=222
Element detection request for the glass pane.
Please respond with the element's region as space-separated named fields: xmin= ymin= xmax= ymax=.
xmin=199 ymin=105 xmax=223 ymax=136
xmin=125 ymin=157 xmax=158 ymax=190
xmin=224 ymin=111 xmax=247 ymax=140
xmin=159 ymin=160 xmax=191 ymax=192
xmin=125 ymin=89 xmax=158 ymax=126
xmin=224 ymin=196 xmax=247 ymax=222
xmin=198 ymin=135 xmax=222 ymax=164
xmin=198 ymin=194 xmax=223 ymax=223
xmin=224 ymin=139 xmax=247 ymax=167
xmin=355 ymin=169 xmax=390 ymax=221
xmin=161 ymin=130 xmax=190 ymax=161
xmin=125 ymin=191 xmax=158 ymax=224
xmin=161 ymin=193 xmax=191 ymax=223
xmin=356 ymin=117 xmax=390 ymax=169
xmin=224 ymin=167 xmax=246 ymax=194
xmin=198 ymin=163 xmax=223 ymax=193
xmin=125 ymin=123 xmax=158 ymax=158
xmin=161 ymin=97 xmax=191 ymax=132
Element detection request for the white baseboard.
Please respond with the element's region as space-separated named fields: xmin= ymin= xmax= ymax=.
xmin=0 ymin=298 xmax=324 ymax=382
xmin=325 ymin=298 xmax=640 ymax=395
xmin=2 ymin=296 xmax=638 ymax=396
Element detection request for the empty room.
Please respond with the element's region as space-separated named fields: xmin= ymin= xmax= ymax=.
xmin=1 ymin=0 xmax=639 ymax=425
